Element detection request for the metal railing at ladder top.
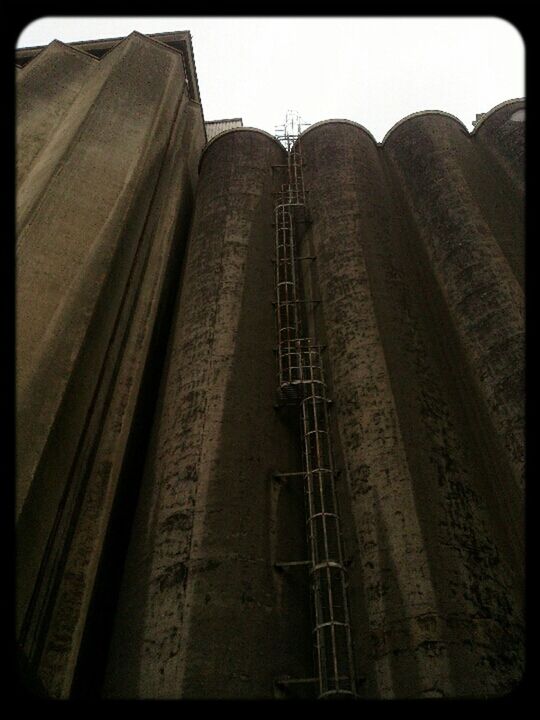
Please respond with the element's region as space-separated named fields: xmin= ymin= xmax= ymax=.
xmin=273 ymin=112 xmax=358 ymax=699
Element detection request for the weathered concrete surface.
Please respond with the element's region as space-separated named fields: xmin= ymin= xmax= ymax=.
xmin=474 ymin=99 xmax=525 ymax=192
xmin=470 ymin=100 xmax=525 ymax=287
xmin=16 ymin=40 xmax=97 ymax=188
xmin=16 ymin=33 xmax=205 ymax=697
xmin=385 ymin=114 xmax=524 ymax=498
xmin=103 ymin=130 xmax=312 ymax=698
xmin=300 ymin=123 xmax=452 ymax=698
xmin=299 ymin=117 xmax=524 ymax=698
xmin=17 ymin=32 xmax=184 ymax=515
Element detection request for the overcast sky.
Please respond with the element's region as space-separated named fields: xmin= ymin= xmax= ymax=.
xmin=17 ymin=16 xmax=524 ymax=141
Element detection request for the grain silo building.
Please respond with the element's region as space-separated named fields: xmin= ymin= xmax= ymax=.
xmin=15 ymin=30 xmax=525 ymax=700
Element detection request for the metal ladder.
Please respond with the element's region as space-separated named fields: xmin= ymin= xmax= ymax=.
xmin=273 ymin=112 xmax=358 ymax=700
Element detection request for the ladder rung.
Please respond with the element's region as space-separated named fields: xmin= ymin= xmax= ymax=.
xmin=275 ymin=677 xmax=319 ymax=686
xmin=270 ymin=256 xmax=316 ymax=262
xmin=310 ymin=560 xmax=348 ymax=573
xmin=271 ymin=300 xmax=321 ymax=306
xmin=313 ymin=621 xmax=350 ymax=632
xmin=275 ymin=675 xmax=352 ymax=686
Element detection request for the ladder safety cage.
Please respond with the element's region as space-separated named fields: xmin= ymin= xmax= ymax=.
xmin=272 ymin=111 xmax=358 ymax=700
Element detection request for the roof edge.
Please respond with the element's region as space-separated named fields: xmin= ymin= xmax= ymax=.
xmin=298 ymin=119 xmax=378 ymax=146
xmin=198 ymin=127 xmax=285 ymax=173
xmin=382 ymin=110 xmax=469 ymax=145
xmin=17 ymin=38 xmax=99 ymax=68
xmin=206 ymin=118 xmax=243 ymax=125
xmin=471 ymin=97 xmax=525 ymax=134
xmin=16 ymin=30 xmax=201 ymax=103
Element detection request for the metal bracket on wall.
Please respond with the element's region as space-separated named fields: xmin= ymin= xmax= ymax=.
xmin=274 ymin=674 xmax=364 ymax=700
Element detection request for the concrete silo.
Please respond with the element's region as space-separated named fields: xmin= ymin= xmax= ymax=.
xmin=295 ymin=111 xmax=524 ymax=697
xmin=103 ymin=128 xmax=317 ymax=698
xmin=15 ymin=29 xmax=525 ymax=701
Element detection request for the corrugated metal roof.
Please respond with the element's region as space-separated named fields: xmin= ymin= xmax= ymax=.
xmin=205 ymin=118 xmax=243 ymax=140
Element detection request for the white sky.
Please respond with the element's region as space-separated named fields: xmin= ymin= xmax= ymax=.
xmin=17 ymin=16 xmax=525 ymax=141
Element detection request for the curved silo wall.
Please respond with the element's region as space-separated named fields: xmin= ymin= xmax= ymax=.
xmin=471 ymin=101 xmax=525 ymax=286
xmin=474 ymin=99 xmax=525 ymax=192
xmin=103 ymin=130 xmax=313 ymax=698
xmin=16 ymin=33 xmax=206 ymax=697
xmin=298 ymin=117 xmax=523 ymax=697
xmin=384 ymin=114 xmax=524 ymax=506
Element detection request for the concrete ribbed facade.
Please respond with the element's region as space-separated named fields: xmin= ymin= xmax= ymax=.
xmin=16 ymin=31 xmax=206 ymax=698
xmin=16 ymin=32 xmax=524 ymax=700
